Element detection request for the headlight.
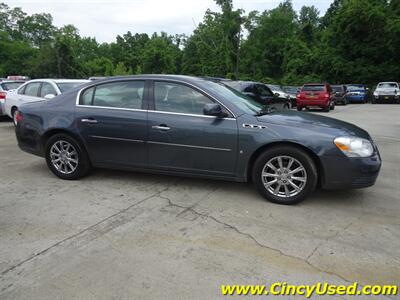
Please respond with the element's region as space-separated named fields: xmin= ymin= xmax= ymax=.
xmin=334 ymin=137 xmax=374 ymax=157
xmin=373 ymin=91 xmax=378 ymax=96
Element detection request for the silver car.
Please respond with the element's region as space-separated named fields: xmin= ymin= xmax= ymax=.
xmin=0 ymin=80 xmax=25 ymax=117
xmin=5 ymin=79 xmax=89 ymax=125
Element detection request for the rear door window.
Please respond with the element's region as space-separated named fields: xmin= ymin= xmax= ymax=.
xmin=81 ymin=81 xmax=145 ymax=109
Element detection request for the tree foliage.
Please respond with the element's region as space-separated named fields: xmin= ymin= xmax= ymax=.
xmin=0 ymin=0 xmax=399 ymax=85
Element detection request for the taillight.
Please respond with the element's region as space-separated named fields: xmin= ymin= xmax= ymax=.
xmin=15 ymin=111 xmax=23 ymax=123
xmin=0 ymin=92 xmax=6 ymax=100
xmin=324 ymin=93 xmax=330 ymax=99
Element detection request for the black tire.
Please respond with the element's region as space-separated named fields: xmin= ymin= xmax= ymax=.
xmin=252 ymin=146 xmax=318 ymax=205
xmin=297 ymin=106 xmax=302 ymax=111
xmin=343 ymin=99 xmax=347 ymax=105
xmin=323 ymin=105 xmax=330 ymax=112
xmin=330 ymin=102 xmax=335 ymax=110
xmin=11 ymin=107 xmax=18 ymax=126
xmin=45 ymin=133 xmax=91 ymax=180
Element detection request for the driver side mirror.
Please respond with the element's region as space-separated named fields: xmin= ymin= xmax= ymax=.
xmin=44 ymin=94 xmax=56 ymax=99
xmin=203 ymin=103 xmax=228 ymax=118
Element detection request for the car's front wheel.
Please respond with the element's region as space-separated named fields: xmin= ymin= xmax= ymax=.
xmin=11 ymin=107 xmax=18 ymax=126
xmin=45 ymin=134 xmax=91 ymax=180
xmin=252 ymin=146 xmax=318 ymax=205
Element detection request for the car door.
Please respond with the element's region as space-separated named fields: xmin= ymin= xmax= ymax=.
xmin=147 ymin=80 xmax=238 ymax=177
xmin=75 ymin=80 xmax=148 ymax=168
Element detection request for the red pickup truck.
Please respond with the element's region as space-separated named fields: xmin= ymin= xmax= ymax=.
xmin=296 ymin=83 xmax=335 ymax=112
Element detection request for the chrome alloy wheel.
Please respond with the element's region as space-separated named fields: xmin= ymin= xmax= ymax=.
xmin=50 ymin=140 xmax=79 ymax=174
xmin=261 ymin=155 xmax=307 ymax=198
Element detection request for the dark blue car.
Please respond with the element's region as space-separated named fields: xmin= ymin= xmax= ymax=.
xmin=345 ymin=84 xmax=368 ymax=103
xmin=15 ymin=75 xmax=381 ymax=204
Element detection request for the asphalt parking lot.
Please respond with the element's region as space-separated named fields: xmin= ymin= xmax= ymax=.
xmin=0 ymin=104 xmax=399 ymax=299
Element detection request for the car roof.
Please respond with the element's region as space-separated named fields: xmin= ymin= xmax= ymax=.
xmin=26 ymin=79 xmax=90 ymax=84
xmin=0 ymin=80 xmax=26 ymax=83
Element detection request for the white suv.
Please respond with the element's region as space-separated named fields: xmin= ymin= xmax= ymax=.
xmin=5 ymin=79 xmax=89 ymax=125
xmin=373 ymin=82 xmax=400 ymax=104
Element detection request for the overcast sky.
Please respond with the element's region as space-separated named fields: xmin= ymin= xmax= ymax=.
xmin=5 ymin=0 xmax=333 ymax=42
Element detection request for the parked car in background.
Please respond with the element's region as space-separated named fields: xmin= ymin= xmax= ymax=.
xmin=282 ymin=86 xmax=299 ymax=107
xmin=89 ymin=76 xmax=108 ymax=81
xmin=5 ymin=79 xmax=89 ymax=125
xmin=0 ymin=80 xmax=25 ymax=117
xmin=331 ymin=85 xmax=348 ymax=105
xmin=266 ymin=84 xmax=291 ymax=101
xmin=345 ymin=84 xmax=368 ymax=103
xmin=223 ymin=81 xmax=290 ymax=110
xmin=15 ymin=75 xmax=381 ymax=204
xmin=296 ymin=83 xmax=335 ymax=112
xmin=373 ymin=82 xmax=400 ymax=104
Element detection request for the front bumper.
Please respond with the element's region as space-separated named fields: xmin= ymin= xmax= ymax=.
xmin=321 ymin=151 xmax=381 ymax=189
xmin=375 ymin=95 xmax=399 ymax=102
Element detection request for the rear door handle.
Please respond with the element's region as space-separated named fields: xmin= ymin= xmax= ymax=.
xmin=152 ymin=125 xmax=170 ymax=131
xmin=81 ymin=118 xmax=98 ymax=124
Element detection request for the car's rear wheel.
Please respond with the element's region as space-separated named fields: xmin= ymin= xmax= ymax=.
xmin=296 ymin=106 xmax=302 ymax=111
xmin=323 ymin=105 xmax=330 ymax=112
xmin=252 ymin=146 xmax=318 ymax=205
xmin=45 ymin=134 xmax=91 ymax=180
xmin=330 ymin=101 xmax=335 ymax=110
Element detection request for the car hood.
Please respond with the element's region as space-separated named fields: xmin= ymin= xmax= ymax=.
xmin=256 ymin=110 xmax=370 ymax=138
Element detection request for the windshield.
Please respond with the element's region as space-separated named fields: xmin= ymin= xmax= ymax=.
xmin=378 ymin=83 xmax=398 ymax=89
xmin=206 ymin=81 xmax=264 ymax=115
xmin=346 ymin=85 xmax=365 ymax=91
xmin=57 ymin=81 xmax=88 ymax=93
xmin=331 ymin=86 xmax=344 ymax=92
xmin=223 ymin=81 xmax=243 ymax=91
xmin=1 ymin=82 xmax=24 ymax=91
xmin=302 ymin=85 xmax=325 ymax=92
xmin=267 ymin=84 xmax=283 ymax=92
xmin=283 ymin=86 xmax=298 ymax=94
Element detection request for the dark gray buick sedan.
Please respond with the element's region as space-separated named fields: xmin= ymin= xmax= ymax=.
xmin=15 ymin=75 xmax=381 ymax=204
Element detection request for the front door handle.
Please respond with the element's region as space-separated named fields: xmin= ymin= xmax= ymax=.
xmin=152 ymin=125 xmax=170 ymax=131
xmin=81 ymin=118 xmax=98 ymax=124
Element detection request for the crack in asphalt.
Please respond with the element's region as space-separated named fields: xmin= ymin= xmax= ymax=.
xmin=0 ymin=184 xmax=175 ymax=277
xmin=161 ymin=194 xmax=357 ymax=285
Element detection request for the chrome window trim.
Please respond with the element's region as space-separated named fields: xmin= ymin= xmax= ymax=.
xmin=147 ymin=141 xmax=232 ymax=152
xmin=148 ymin=109 xmax=236 ymax=120
xmin=75 ymin=77 xmax=237 ymax=119
xmin=77 ymin=104 xmax=147 ymax=113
